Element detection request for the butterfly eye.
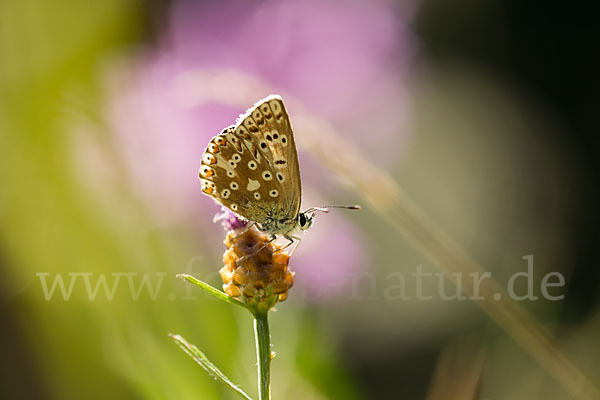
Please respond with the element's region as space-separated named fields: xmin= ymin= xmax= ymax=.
xmin=248 ymin=160 xmax=257 ymax=170
xmin=254 ymin=192 xmax=261 ymax=200
xmin=232 ymin=154 xmax=241 ymax=162
xmin=221 ymin=189 xmax=230 ymax=198
xmin=230 ymin=181 xmax=239 ymax=190
xmin=269 ymin=190 xmax=278 ymax=198
xmin=299 ymin=213 xmax=307 ymax=227
xmin=299 ymin=213 xmax=313 ymax=230
xmin=262 ymin=171 xmax=273 ymax=181
xmin=280 ymin=135 xmax=287 ymax=146
xmin=276 ymin=172 xmax=285 ymax=182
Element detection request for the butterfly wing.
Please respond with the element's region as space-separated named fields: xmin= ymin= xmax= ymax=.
xmin=200 ymin=95 xmax=301 ymax=229
xmin=235 ymin=96 xmax=302 ymax=219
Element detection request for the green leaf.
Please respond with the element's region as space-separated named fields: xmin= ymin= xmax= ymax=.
xmin=176 ymin=274 xmax=246 ymax=309
xmin=169 ymin=334 xmax=254 ymax=400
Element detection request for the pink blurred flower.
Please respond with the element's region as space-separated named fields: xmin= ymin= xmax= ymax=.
xmin=171 ymin=0 xmax=414 ymax=149
xmin=97 ymin=0 xmax=414 ymax=299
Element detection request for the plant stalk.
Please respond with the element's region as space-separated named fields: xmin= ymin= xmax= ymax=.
xmin=254 ymin=311 xmax=271 ymax=400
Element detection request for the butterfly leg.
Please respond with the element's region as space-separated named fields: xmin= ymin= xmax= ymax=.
xmin=259 ymin=234 xmax=278 ymax=252
xmin=288 ymin=235 xmax=302 ymax=257
xmin=236 ymin=234 xmax=277 ymax=267
xmin=273 ymin=234 xmax=301 ymax=255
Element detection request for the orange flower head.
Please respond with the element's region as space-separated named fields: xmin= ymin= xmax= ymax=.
xmin=220 ymin=225 xmax=294 ymax=311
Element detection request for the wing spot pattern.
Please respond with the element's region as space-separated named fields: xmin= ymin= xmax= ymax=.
xmin=247 ymin=179 xmax=260 ymax=191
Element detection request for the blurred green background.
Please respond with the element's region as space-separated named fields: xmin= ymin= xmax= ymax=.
xmin=1 ymin=1 xmax=599 ymax=399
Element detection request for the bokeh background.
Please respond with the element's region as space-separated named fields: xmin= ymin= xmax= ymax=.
xmin=1 ymin=0 xmax=599 ymax=399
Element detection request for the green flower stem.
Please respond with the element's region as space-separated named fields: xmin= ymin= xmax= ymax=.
xmin=176 ymin=273 xmax=275 ymax=399
xmin=253 ymin=311 xmax=271 ymax=400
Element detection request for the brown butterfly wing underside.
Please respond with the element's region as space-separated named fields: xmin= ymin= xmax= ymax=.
xmin=199 ymin=95 xmax=302 ymax=233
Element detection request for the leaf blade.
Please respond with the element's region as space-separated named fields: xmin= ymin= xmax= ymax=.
xmin=176 ymin=274 xmax=246 ymax=308
xmin=169 ymin=333 xmax=254 ymax=400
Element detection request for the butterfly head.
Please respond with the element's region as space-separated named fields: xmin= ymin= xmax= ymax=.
xmin=297 ymin=212 xmax=314 ymax=231
xmin=297 ymin=205 xmax=361 ymax=232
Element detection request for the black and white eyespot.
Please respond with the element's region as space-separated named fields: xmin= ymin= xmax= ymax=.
xmin=262 ymin=171 xmax=273 ymax=181
xmin=232 ymin=153 xmax=242 ymax=163
xmin=252 ymin=110 xmax=264 ymax=126
xmin=280 ymin=135 xmax=288 ymax=146
xmin=201 ymin=180 xmax=215 ymax=189
xmin=272 ymin=131 xmax=279 ymax=140
xmin=200 ymin=166 xmax=214 ymax=178
xmin=230 ymin=181 xmax=239 ymax=190
xmin=259 ymin=140 xmax=268 ymax=150
xmin=227 ymin=170 xmax=235 ymax=178
xmin=203 ymin=153 xmax=216 ymax=164
xmin=215 ymin=136 xmax=228 ymax=147
xmin=248 ymin=160 xmax=257 ymax=170
xmin=276 ymin=172 xmax=285 ymax=182
xmin=236 ymin=125 xmax=249 ymax=137
xmin=260 ymin=104 xmax=272 ymax=119
xmin=231 ymin=204 xmax=238 ymax=211
xmin=270 ymin=100 xmax=282 ymax=114
xmin=269 ymin=189 xmax=278 ymax=198
xmin=254 ymin=192 xmax=261 ymax=200
xmin=266 ymin=134 xmax=273 ymax=141
xmin=221 ymin=189 xmax=230 ymax=199
xmin=229 ymin=160 xmax=236 ymax=167
xmin=226 ymin=135 xmax=240 ymax=149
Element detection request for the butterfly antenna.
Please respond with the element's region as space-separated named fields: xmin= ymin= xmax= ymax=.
xmin=305 ymin=205 xmax=361 ymax=214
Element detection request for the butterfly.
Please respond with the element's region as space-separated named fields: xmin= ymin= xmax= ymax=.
xmin=199 ymin=95 xmax=359 ymax=250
